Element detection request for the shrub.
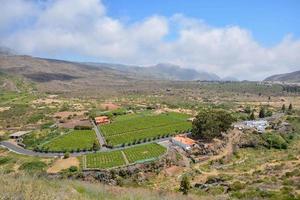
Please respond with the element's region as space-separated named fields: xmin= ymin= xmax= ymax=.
xmin=230 ymin=181 xmax=246 ymax=191
xmin=262 ymin=132 xmax=288 ymax=149
xmin=74 ymin=125 xmax=92 ymax=130
xmin=19 ymin=161 xmax=47 ymax=173
xmin=64 ymin=152 xmax=70 ymax=159
xmin=0 ymin=157 xmax=13 ymax=165
xmin=68 ymin=166 xmax=78 ymax=172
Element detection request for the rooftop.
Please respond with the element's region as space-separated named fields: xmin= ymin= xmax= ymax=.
xmin=173 ymin=134 xmax=196 ymax=146
xmin=9 ymin=131 xmax=31 ymax=137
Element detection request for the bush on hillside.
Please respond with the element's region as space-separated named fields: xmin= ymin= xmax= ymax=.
xmin=19 ymin=161 xmax=47 ymax=173
xmin=262 ymin=132 xmax=288 ymax=149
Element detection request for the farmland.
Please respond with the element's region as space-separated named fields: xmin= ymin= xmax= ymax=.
xmin=123 ymin=143 xmax=167 ymax=163
xmin=85 ymin=150 xmax=125 ymax=169
xmin=100 ymin=112 xmax=192 ymax=146
xmin=41 ymin=130 xmax=97 ymax=152
xmin=84 ymin=143 xmax=167 ymax=169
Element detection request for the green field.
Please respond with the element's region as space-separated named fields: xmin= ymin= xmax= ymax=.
xmin=42 ymin=130 xmax=97 ymax=152
xmin=84 ymin=143 xmax=166 ymax=169
xmin=85 ymin=151 xmax=125 ymax=169
xmin=123 ymin=143 xmax=167 ymax=163
xmin=100 ymin=112 xmax=192 ymax=146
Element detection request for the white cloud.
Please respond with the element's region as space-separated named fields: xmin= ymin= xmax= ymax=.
xmin=0 ymin=0 xmax=299 ymax=80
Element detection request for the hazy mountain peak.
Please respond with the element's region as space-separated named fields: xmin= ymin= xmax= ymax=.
xmin=264 ymin=70 xmax=300 ymax=83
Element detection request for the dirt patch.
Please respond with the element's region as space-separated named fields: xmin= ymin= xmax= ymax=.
xmin=164 ymin=166 xmax=184 ymax=176
xmin=58 ymin=119 xmax=91 ymax=129
xmin=47 ymin=157 xmax=79 ymax=174
xmin=54 ymin=111 xmax=87 ymax=119
xmin=155 ymin=108 xmax=195 ymax=115
xmin=32 ymin=98 xmax=62 ymax=104
xmin=0 ymin=107 xmax=10 ymax=112
xmin=100 ymin=103 xmax=120 ymax=110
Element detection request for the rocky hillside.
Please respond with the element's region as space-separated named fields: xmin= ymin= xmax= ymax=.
xmin=264 ymin=70 xmax=300 ymax=83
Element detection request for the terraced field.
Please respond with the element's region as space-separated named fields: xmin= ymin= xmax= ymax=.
xmin=123 ymin=143 xmax=167 ymax=163
xmin=85 ymin=151 xmax=125 ymax=169
xmin=83 ymin=143 xmax=166 ymax=169
xmin=42 ymin=130 xmax=97 ymax=152
xmin=100 ymin=112 xmax=192 ymax=146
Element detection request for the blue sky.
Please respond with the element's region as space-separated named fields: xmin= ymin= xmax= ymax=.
xmin=103 ymin=0 xmax=300 ymax=46
xmin=0 ymin=0 xmax=300 ymax=80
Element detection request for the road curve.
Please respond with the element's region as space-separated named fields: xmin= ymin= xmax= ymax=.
xmin=0 ymin=137 xmax=171 ymax=158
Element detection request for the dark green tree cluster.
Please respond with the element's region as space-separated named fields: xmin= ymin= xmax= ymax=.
xmin=192 ymin=109 xmax=235 ymax=140
xmin=179 ymin=175 xmax=190 ymax=195
xmin=282 ymin=103 xmax=293 ymax=115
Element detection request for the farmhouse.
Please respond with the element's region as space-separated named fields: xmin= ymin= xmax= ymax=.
xmin=171 ymin=134 xmax=196 ymax=151
xmin=95 ymin=116 xmax=110 ymax=125
xmin=9 ymin=131 xmax=31 ymax=139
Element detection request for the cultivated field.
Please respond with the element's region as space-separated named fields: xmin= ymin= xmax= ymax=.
xmin=85 ymin=150 xmax=125 ymax=169
xmin=42 ymin=130 xmax=97 ymax=152
xmin=100 ymin=112 xmax=192 ymax=146
xmin=123 ymin=143 xmax=167 ymax=163
xmin=84 ymin=143 xmax=167 ymax=169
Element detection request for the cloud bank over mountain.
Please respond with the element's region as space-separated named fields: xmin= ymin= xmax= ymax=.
xmin=1 ymin=0 xmax=300 ymax=80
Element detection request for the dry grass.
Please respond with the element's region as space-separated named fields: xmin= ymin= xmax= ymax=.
xmin=47 ymin=157 xmax=79 ymax=174
xmin=0 ymin=172 xmax=201 ymax=200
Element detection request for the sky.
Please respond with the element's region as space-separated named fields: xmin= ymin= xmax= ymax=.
xmin=0 ymin=0 xmax=300 ymax=80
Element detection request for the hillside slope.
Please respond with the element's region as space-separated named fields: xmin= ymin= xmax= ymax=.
xmin=0 ymin=172 xmax=196 ymax=200
xmin=94 ymin=62 xmax=220 ymax=81
xmin=264 ymin=70 xmax=300 ymax=83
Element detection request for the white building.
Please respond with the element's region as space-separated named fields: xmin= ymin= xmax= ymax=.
xmin=244 ymin=120 xmax=269 ymax=133
xmin=171 ymin=134 xmax=196 ymax=151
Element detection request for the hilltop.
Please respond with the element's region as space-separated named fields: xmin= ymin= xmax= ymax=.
xmin=264 ymin=70 xmax=300 ymax=83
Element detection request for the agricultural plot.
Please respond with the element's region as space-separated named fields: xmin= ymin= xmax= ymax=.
xmin=100 ymin=112 xmax=192 ymax=146
xmin=83 ymin=143 xmax=166 ymax=169
xmin=85 ymin=151 xmax=125 ymax=169
xmin=42 ymin=130 xmax=97 ymax=152
xmin=123 ymin=143 xmax=167 ymax=163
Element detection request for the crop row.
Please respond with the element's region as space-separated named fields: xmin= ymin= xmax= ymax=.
xmin=106 ymin=122 xmax=192 ymax=146
xmin=84 ymin=143 xmax=167 ymax=169
xmin=100 ymin=112 xmax=189 ymax=137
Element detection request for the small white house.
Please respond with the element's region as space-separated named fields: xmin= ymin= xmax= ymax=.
xmin=171 ymin=134 xmax=196 ymax=151
xmin=244 ymin=120 xmax=269 ymax=133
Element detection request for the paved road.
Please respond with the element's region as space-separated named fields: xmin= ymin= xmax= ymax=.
xmin=91 ymin=120 xmax=107 ymax=148
xmin=0 ymin=137 xmax=171 ymax=158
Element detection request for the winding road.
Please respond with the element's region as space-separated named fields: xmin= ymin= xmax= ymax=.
xmin=0 ymin=138 xmax=171 ymax=158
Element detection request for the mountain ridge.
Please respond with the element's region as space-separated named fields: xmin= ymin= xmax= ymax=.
xmin=264 ymin=70 xmax=300 ymax=83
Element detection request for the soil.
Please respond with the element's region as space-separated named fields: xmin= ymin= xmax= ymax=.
xmin=0 ymin=107 xmax=10 ymax=112
xmin=54 ymin=111 xmax=87 ymax=119
xmin=100 ymin=103 xmax=120 ymax=110
xmin=58 ymin=119 xmax=91 ymax=129
xmin=164 ymin=166 xmax=184 ymax=177
xmin=32 ymin=98 xmax=62 ymax=104
xmin=47 ymin=157 xmax=79 ymax=174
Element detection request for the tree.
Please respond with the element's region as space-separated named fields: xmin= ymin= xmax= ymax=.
xmin=192 ymin=109 xmax=235 ymax=140
xmin=259 ymin=107 xmax=265 ymax=118
xmin=249 ymin=111 xmax=255 ymax=120
xmin=92 ymin=140 xmax=100 ymax=151
xmin=288 ymin=103 xmax=293 ymax=111
xmin=282 ymin=104 xmax=286 ymax=112
xmin=244 ymin=106 xmax=251 ymax=114
xmin=179 ymin=175 xmax=190 ymax=195
xmin=64 ymin=152 xmax=70 ymax=159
